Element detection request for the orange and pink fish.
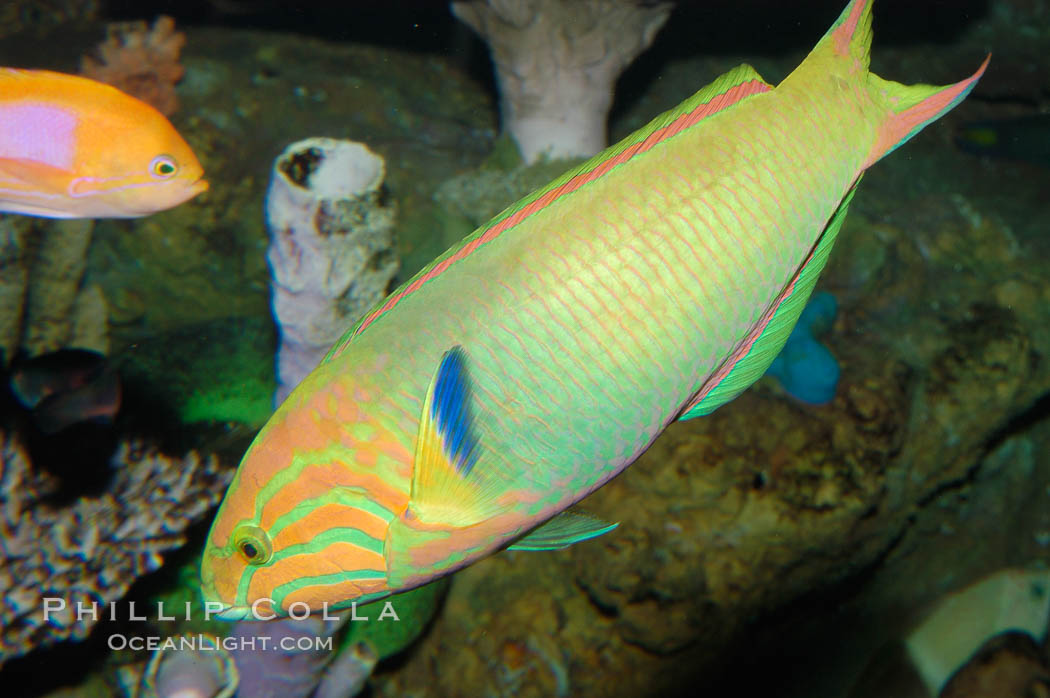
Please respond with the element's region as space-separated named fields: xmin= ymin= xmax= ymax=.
xmin=0 ymin=68 xmax=206 ymax=218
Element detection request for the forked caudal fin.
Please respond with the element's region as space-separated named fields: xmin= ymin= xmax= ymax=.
xmin=809 ymin=0 xmax=990 ymax=169
xmin=822 ymin=0 xmax=875 ymax=70
xmin=863 ymin=55 xmax=990 ymax=169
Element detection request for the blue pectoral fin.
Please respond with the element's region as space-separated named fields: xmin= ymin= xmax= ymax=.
xmin=508 ymin=508 xmax=619 ymax=551
xmin=408 ymin=346 xmax=506 ymax=527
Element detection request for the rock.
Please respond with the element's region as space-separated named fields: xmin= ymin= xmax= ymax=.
xmin=940 ymin=631 xmax=1050 ymax=698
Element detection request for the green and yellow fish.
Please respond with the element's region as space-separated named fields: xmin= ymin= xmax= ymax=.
xmin=202 ymin=0 xmax=988 ymax=619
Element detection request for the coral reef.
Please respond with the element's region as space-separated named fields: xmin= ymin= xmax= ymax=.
xmin=452 ymin=0 xmax=671 ymax=163
xmin=0 ymin=4 xmax=1044 ymax=697
xmin=955 ymin=113 xmax=1050 ymax=168
xmin=117 ymin=316 xmax=275 ymax=428
xmin=0 ymin=433 xmax=231 ymax=666
xmin=80 ymin=16 xmax=186 ymax=117
xmin=20 ymin=220 xmax=101 ymax=355
xmin=848 ymin=566 xmax=1050 ymax=697
xmin=433 ymin=136 xmax=583 ymax=230
xmin=80 ymin=22 xmax=493 ymax=352
xmin=0 ymin=217 xmax=32 ymax=363
xmin=0 ymin=217 xmax=108 ymax=365
xmin=266 ymin=138 xmax=398 ymax=403
xmin=341 ymin=579 xmax=448 ymax=663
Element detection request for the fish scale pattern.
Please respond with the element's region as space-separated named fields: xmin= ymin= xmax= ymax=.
xmin=203 ymin=0 xmax=988 ymax=616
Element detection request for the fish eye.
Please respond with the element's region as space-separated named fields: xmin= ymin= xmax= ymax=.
xmin=232 ymin=524 xmax=273 ymax=566
xmin=150 ymin=155 xmax=179 ymax=179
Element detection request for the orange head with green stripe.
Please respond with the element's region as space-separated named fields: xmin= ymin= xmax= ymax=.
xmin=201 ymin=357 xmax=404 ymax=618
xmin=203 ymin=0 xmax=987 ymax=619
xmin=202 ymin=345 xmax=567 ymax=618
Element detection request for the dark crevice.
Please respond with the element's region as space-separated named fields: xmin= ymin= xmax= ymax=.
xmin=979 ymin=390 xmax=1050 ymax=457
xmin=916 ymin=390 xmax=1050 ymax=509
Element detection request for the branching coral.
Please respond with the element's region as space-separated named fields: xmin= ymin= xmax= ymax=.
xmin=0 ymin=433 xmax=232 ymax=666
xmin=452 ymin=0 xmax=672 ymax=163
xmin=80 ymin=15 xmax=186 ymax=117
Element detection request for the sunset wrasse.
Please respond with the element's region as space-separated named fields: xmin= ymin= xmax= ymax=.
xmin=0 ymin=69 xmax=207 ymax=218
xmin=202 ymin=0 xmax=988 ymax=619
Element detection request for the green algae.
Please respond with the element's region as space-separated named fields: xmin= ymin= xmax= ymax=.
xmin=341 ymin=578 xmax=449 ymax=661
xmin=117 ymin=315 xmax=275 ymax=429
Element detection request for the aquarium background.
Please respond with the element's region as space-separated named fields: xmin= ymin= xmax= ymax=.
xmin=1 ymin=0 xmax=1048 ymax=696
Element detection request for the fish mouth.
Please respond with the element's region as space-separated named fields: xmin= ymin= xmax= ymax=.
xmin=188 ymin=176 xmax=209 ymax=196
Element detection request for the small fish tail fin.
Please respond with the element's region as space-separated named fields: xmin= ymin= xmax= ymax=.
xmin=862 ymin=55 xmax=990 ymax=169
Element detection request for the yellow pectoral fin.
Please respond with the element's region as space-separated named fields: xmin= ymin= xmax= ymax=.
xmin=408 ymin=346 xmax=508 ymax=528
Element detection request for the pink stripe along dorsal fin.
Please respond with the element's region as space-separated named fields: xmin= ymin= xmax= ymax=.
xmin=323 ymin=63 xmax=773 ymax=364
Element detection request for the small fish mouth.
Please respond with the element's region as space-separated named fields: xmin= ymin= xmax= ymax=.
xmin=189 ymin=176 xmax=210 ymax=195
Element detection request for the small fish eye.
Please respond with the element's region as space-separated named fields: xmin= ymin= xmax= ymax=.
xmin=232 ymin=524 xmax=273 ymax=565
xmin=150 ymin=155 xmax=179 ymax=179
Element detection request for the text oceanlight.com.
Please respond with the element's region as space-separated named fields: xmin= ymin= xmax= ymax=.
xmin=107 ymin=633 xmax=335 ymax=652
xmin=42 ymin=597 xmax=402 ymax=653
xmin=42 ymin=597 xmax=401 ymax=623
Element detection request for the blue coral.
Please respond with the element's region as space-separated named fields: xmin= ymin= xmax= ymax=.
xmin=766 ymin=291 xmax=840 ymax=405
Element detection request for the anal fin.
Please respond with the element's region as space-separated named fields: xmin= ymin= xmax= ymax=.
xmin=679 ymin=179 xmax=861 ymax=420
xmin=508 ymin=508 xmax=618 ymax=551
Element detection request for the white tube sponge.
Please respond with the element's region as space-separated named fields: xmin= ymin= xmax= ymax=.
xmin=266 ymin=138 xmax=398 ymax=405
xmin=452 ymin=0 xmax=672 ymax=164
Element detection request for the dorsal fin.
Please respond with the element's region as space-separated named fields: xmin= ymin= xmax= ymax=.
xmin=660 ymin=63 xmax=772 ymax=130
